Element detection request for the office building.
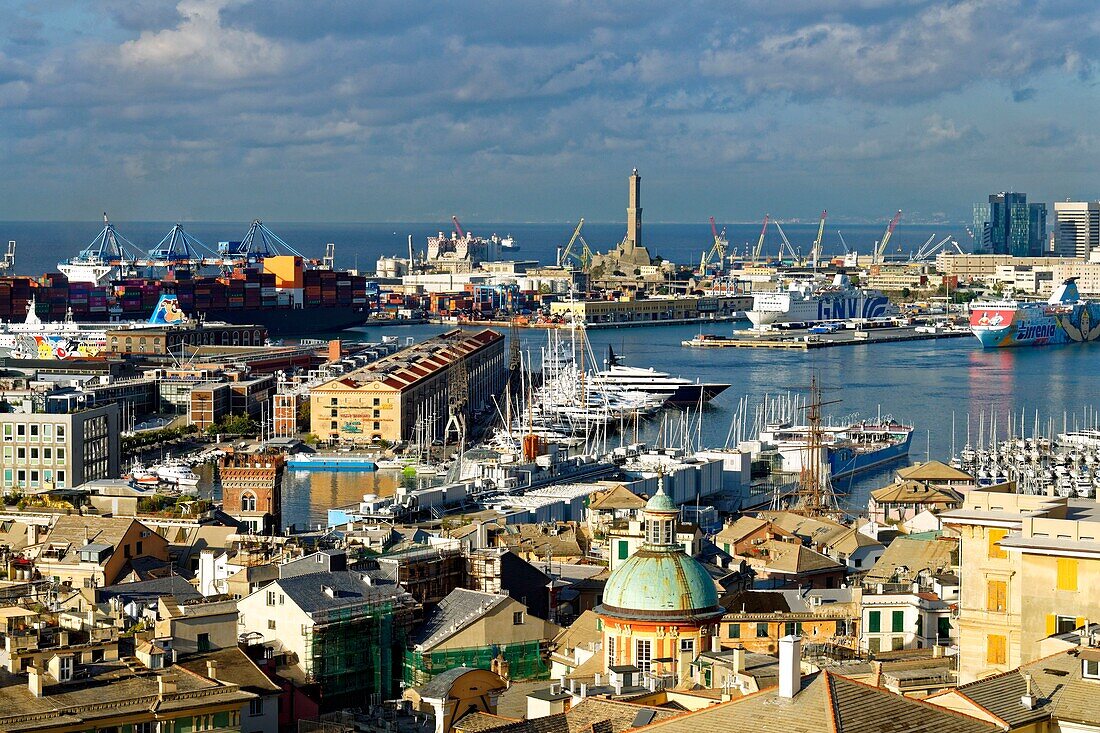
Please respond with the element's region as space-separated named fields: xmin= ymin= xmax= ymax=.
xmin=973 ymin=192 xmax=1047 ymax=256
xmin=1054 ymin=200 xmax=1100 ymax=258
xmin=0 ymin=403 xmax=120 ymax=490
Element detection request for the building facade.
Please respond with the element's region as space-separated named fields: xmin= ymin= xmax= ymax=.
xmin=310 ymin=328 xmax=506 ymax=445
xmin=0 ymin=403 xmax=120 ymax=490
xmin=1054 ymin=200 xmax=1100 ymax=258
xmin=220 ymin=454 xmax=284 ymax=534
xmin=974 ymin=192 xmax=1047 ymax=256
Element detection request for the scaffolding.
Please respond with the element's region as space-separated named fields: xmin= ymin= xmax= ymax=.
xmin=303 ymin=598 xmax=413 ymax=706
xmin=403 ymin=639 xmax=549 ymax=688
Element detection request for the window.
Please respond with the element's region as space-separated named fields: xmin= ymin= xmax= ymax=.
xmin=728 ymin=623 xmax=740 ymax=639
xmin=784 ymin=622 xmax=802 ymax=637
xmin=16 ymin=447 xmax=24 ymax=460
xmin=249 ymin=698 xmax=264 ymax=717
xmin=617 ymin=541 xmax=629 ymax=560
xmin=986 ymin=634 xmax=1007 ymax=665
xmin=1057 ymin=558 xmax=1079 ymax=591
xmin=607 ymin=636 xmax=616 ymax=668
xmin=513 ymin=611 xmax=525 ymax=625
xmin=679 ymin=638 xmax=694 ymax=655
xmin=373 ymin=398 xmax=380 ymax=406
xmin=1 ymin=424 xmax=10 ymax=441
xmin=868 ymin=611 xmax=881 ymax=633
xmin=854 ymin=558 xmax=862 ymax=568
xmin=267 ymin=619 xmax=276 ymax=630
xmin=266 ymin=590 xmax=276 ymax=606
xmin=868 ymin=637 xmax=881 ymax=653
xmin=635 ymin=638 xmax=652 ymax=674
xmin=134 ymin=723 xmax=153 ymax=733
xmin=29 ymin=424 xmax=38 ymax=441
xmin=198 ymin=633 xmax=211 ymax=652
xmin=891 ymin=610 xmax=904 ymax=633
xmin=988 ymin=528 xmax=1008 ymax=560
xmin=938 ymin=617 xmax=952 ymax=641
xmin=756 ymin=622 xmax=769 ymax=638
xmin=16 ymin=424 xmax=24 ymax=438
xmin=58 ymin=655 xmax=73 ymax=682
xmin=987 ymin=580 xmax=1007 ymax=612
xmin=1056 ymin=615 xmax=1079 ymax=635
xmin=55 ymin=425 xmax=65 ymax=442
xmin=241 ymin=492 xmax=257 ymax=512
xmin=891 ymin=636 xmax=904 ymax=651
xmin=1085 ymin=659 xmax=1100 ymax=680
xmin=56 ymin=448 xmax=65 ymax=463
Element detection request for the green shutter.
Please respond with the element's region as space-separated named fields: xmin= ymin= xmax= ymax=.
xmin=892 ymin=610 xmax=904 ymax=632
xmin=617 ymin=541 xmax=628 ymax=560
xmin=868 ymin=611 xmax=880 ymax=633
xmin=938 ymin=617 xmax=951 ymax=639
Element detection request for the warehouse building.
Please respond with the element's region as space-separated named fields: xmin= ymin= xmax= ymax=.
xmin=310 ymin=329 xmax=506 ymax=445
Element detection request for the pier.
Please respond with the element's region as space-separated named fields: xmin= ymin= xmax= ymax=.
xmin=682 ymin=324 xmax=973 ymax=350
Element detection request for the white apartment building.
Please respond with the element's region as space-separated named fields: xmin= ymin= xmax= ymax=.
xmin=1054 ymin=200 xmax=1100 ymax=258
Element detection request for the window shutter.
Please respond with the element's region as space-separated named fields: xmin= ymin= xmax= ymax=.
xmin=1046 ymin=614 xmax=1057 ymax=637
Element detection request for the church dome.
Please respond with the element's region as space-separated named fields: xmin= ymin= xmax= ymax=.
xmin=599 ymin=548 xmax=722 ymax=621
xmin=597 ymin=487 xmax=722 ymax=622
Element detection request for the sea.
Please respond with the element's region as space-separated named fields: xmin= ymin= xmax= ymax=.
xmin=11 ymin=219 xmax=1096 ymax=531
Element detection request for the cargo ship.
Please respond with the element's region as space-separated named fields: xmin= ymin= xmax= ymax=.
xmin=747 ymin=274 xmax=897 ymax=328
xmin=969 ymin=278 xmax=1100 ymax=348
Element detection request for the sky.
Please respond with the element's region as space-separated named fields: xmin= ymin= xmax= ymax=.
xmin=1 ymin=0 xmax=1099 ymax=224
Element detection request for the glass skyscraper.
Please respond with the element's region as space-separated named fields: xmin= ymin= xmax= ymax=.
xmin=973 ymin=192 xmax=1046 ymax=255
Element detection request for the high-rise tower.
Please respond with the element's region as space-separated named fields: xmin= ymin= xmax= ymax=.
xmin=626 ymin=168 xmax=642 ymax=249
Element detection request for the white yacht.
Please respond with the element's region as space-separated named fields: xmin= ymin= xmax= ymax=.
xmin=588 ymin=347 xmax=730 ymax=405
xmin=154 ymin=460 xmax=200 ymax=488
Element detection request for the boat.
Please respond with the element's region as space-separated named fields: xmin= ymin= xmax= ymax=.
xmin=969 ymin=278 xmax=1100 ymax=348
xmin=286 ymin=453 xmax=378 ymax=471
xmin=375 ymin=457 xmax=415 ymax=470
xmin=126 ymin=460 xmax=160 ymax=487
xmin=496 ymin=234 xmax=519 ymax=251
xmin=588 ymin=346 xmax=730 ymax=405
xmin=747 ymin=273 xmax=896 ymax=328
xmin=154 ymin=460 xmax=200 ymax=488
xmin=759 ymin=418 xmax=914 ymax=480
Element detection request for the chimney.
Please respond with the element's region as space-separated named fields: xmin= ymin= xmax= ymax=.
xmin=778 ymin=635 xmax=801 ymax=699
xmin=85 ymin=608 xmax=95 ymax=629
xmin=27 ymin=664 xmax=43 ymax=697
xmin=207 ymin=659 xmax=219 ymax=681
xmin=731 ymin=647 xmax=745 ymax=674
xmin=593 ymin=672 xmax=602 ymax=687
xmin=328 ymin=340 xmax=342 ymax=363
xmin=870 ymin=660 xmax=883 ymax=688
xmin=711 ymin=631 xmax=721 ymax=653
xmin=612 ymin=676 xmax=623 ymax=695
xmin=57 ymin=630 xmax=69 ymax=647
xmin=579 ymin=683 xmax=587 ymax=698
xmin=1020 ymin=672 xmax=1036 ymax=710
xmin=158 ymin=675 xmax=177 ymax=698
xmin=549 ymin=682 xmax=560 ymax=696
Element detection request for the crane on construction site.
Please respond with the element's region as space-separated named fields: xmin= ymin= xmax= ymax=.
xmin=810 ymin=210 xmax=827 ymax=270
xmin=873 ymin=210 xmax=902 ymax=264
xmin=559 ymin=218 xmax=594 ymax=270
xmin=752 ymin=214 xmax=770 ymax=262
xmin=699 ymin=217 xmax=729 ymax=273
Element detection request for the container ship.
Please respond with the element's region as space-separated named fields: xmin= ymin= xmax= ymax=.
xmin=34 ymin=218 xmax=378 ymax=338
xmin=747 ymin=273 xmax=897 ymax=328
xmin=969 ymin=278 xmax=1100 ymax=348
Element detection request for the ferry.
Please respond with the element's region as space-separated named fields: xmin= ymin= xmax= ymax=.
xmin=747 ymin=274 xmax=897 ymax=328
xmin=759 ymin=419 xmax=914 ymax=480
xmin=969 ymin=278 xmax=1100 ymax=348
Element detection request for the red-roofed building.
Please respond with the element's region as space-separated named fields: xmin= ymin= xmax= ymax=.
xmin=310 ymin=328 xmax=506 ymax=445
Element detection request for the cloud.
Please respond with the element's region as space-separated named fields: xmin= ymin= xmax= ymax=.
xmin=1012 ymin=87 xmax=1038 ymax=102
xmin=116 ymin=0 xmax=289 ymax=81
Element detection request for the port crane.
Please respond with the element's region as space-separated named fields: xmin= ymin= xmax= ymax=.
xmin=698 ymin=217 xmax=729 ymax=273
xmin=774 ymin=221 xmax=800 ymax=263
xmin=451 ymin=215 xmax=466 ymax=239
xmin=559 ymin=218 xmax=594 ymax=270
xmin=0 ymin=241 xmax=14 ymax=273
xmin=837 ymin=231 xmax=850 ymax=254
xmin=872 ymin=210 xmax=902 ymax=264
xmin=751 ymin=214 xmax=770 ymax=262
xmin=911 ymin=234 xmax=963 ymax=263
xmin=810 ymin=209 xmax=827 ymax=269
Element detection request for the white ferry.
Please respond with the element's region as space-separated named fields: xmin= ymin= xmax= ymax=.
xmin=747 ymin=274 xmax=897 ymax=328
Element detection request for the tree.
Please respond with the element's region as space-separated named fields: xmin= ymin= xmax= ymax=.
xmin=296 ymin=399 xmax=311 ymax=430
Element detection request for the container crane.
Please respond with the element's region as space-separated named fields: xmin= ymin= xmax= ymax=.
xmin=810 ymin=209 xmax=827 ymax=270
xmin=0 ymin=241 xmax=14 ymax=273
xmin=873 ymin=210 xmax=902 ymax=264
xmin=752 ymin=214 xmax=770 ymax=262
xmin=559 ymin=218 xmax=594 ymax=270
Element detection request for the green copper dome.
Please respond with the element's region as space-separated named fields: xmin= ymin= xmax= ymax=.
xmin=644 ymin=489 xmax=677 ymax=514
xmin=599 ymin=548 xmax=722 ymax=621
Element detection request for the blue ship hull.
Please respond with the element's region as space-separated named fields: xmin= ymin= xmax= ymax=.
xmin=287 ymin=455 xmax=377 ymax=471
xmin=828 ymin=430 xmax=913 ymax=479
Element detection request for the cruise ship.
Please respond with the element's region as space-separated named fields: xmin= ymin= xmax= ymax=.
xmin=969 ymin=278 xmax=1100 ymax=348
xmin=747 ymin=274 xmax=897 ymax=328
xmin=588 ymin=347 xmax=730 ymax=405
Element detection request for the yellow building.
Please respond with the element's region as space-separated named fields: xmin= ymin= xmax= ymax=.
xmin=942 ymin=485 xmax=1100 ymax=682
xmin=310 ymin=328 xmax=506 ymax=445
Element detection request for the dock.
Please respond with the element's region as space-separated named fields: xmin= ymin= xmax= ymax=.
xmin=682 ymin=325 xmax=973 ymax=350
